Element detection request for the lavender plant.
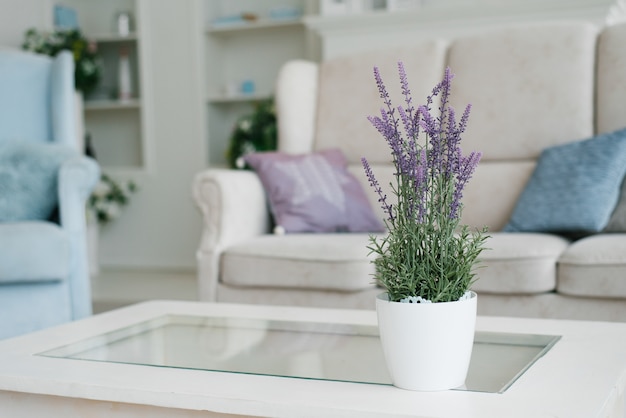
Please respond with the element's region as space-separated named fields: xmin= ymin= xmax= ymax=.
xmin=362 ymin=64 xmax=488 ymax=303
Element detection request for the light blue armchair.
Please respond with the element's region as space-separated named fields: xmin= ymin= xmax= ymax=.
xmin=0 ymin=49 xmax=99 ymax=339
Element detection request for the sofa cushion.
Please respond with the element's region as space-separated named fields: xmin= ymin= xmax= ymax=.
xmin=558 ymin=234 xmax=626 ymax=299
xmin=0 ymin=221 xmax=70 ymax=283
xmin=0 ymin=141 xmax=77 ymax=222
xmin=244 ymin=149 xmax=384 ymax=233
xmin=447 ymin=21 xmax=596 ymax=161
xmin=314 ymin=41 xmax=448 ymax=165
xmin=221 ymin=233 xmax=378 ymax=291
xmin=503 ymin=127 xmax=626 ymax=234
xmin=472 ymin=232 xmax=570 ymax=294
xmin=459 ymin=161 xmax=536 ymax=232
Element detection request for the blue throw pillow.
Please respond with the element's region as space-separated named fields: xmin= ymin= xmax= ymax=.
xmin=504 ymin=127 xmax=626 ymax=234
xmin=0 ymin=141 xmax=78 ymax=222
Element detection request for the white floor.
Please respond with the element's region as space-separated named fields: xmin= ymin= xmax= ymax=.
xmin=91 ymin=267 xmax=198 ymax=313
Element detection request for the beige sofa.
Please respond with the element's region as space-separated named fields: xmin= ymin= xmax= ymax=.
xmin=193 ymin=21 xmax=626 ymax=322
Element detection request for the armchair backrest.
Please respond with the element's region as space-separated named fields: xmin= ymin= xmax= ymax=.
xmin=0 ymin=49 xmax=77 ymax=150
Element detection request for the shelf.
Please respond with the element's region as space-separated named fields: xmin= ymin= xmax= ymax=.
xmin=208 ymin=94 xmax=271 ymax=104
xmin=85 ymin=99 xmax=141 ymax=111
xmin=207 ymin=17 xmax=303 ymax=34
xmin=91 ymin=33 xmax=139 ymax=43
xmin=202 ymin=0 xmax=311 ymax=166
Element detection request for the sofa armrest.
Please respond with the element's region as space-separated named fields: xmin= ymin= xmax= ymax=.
xmin=57 ymin=155 xmax=100 ymax=319
xmin=192 ymin=168 xmax=271 ymax=300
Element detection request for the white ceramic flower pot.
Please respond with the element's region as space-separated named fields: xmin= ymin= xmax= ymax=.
xmin=376 ymin=291 xmax=477 ymax=391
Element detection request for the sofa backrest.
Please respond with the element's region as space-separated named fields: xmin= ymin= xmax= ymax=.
xmin=275 ymin=21 xmax=626 ymax=231
xmin=597 ymin=23 xmax=626 ymax=135
xmin=449 ymin=21 xmax=598 ymax=230
xmin=314 ymin=41 xmax=448 ymax=165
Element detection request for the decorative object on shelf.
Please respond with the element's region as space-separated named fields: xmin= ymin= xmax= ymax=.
xmin=117 ymin=47 xmax=133 ymax=100
xmin=88 ymin=173 xmax=138 ymax=226
xmin=22 ymin=28 xmax=102 ymax=94
xmin=211 ymin=12 xmax=258 ymax=27
xmin=115 ymin=11 xmax=134 ymax=36
xmin=362 ymin=64 xmax=488 ymax=391
xmin=53 ymin=5 xmax=78 ymax=30
xmin=269 ymin=6 xmax=302 ymax=20
xmin=241 ymin=79 xmax=256 ymax=95
xmin=226 ymin=98 xmax=277 ymax=169
xmin=241 ymin=12 xmax=259 ymax=22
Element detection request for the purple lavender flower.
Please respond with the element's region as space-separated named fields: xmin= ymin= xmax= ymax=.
xmin=373 ymin=66 xmax=393 ymax=110
xmin=450 ymin=151 xmax=482 ymax=219
xmin=363 ymin=63 xmax=487 ymax=304
xmin=362 ymin=157 xmax=394 ymax=223
xmin=364 ymin=64 xmax=481 ymax=223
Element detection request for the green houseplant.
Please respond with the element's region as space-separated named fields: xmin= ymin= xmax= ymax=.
xmin=88 ymin=174 xmax=138 ymax=226
xmin=226 ymin=98 xmax=277 ymax=169
xmin=362 ymin=63 xmax=488 ymax=391
xmin=85 ymin=173 xmax=137 ymax=276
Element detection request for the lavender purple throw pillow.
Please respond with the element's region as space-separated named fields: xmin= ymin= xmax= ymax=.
xmin=244 ymin=149 xmax=384 ymax=233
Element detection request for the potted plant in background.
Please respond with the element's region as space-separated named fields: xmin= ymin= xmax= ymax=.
xmin=226 ymin=98 xmax=277 ymax=169
xmin=362 ymin=64 xmax=488 ymax=391
xmin=86 ymin=174 xmax=138 ymax=276
xmin=88 ymin=174 xmax=138 ymax=226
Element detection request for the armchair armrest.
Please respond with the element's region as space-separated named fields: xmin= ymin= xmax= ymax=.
xmin=57 ymin=155 xmax=100 ymax=319
xmin=58 ymin=156 xmax=100 ymax=231
xmin=192 ymin=168 xmax=271 ymax=300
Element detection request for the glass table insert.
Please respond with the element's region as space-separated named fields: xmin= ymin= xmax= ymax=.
xmin=39 ymin=314 xmax=560 ymax=393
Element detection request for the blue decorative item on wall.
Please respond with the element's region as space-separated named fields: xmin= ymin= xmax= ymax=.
xmin=54 ymin=5 xmax=79 ymax=30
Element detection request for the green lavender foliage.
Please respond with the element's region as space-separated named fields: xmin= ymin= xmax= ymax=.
xmin=369 ymin=213 xmax=488 ymax=303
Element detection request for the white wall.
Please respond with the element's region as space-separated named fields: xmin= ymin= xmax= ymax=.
xmin=0 ymin=0 xmax=51 ymax=48
xmin=97 ymin=0 xmax=207 ymax=271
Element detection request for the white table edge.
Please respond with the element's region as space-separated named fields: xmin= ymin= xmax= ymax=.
xmin=0 ymin=300 xmax=624 ymax=418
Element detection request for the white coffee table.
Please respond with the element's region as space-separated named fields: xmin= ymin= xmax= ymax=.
xmin=0 ymin=300 xmax=624 ymax=418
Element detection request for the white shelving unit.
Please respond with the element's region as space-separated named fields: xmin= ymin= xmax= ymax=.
xmin=202 ymin=0 xmax=316 ymax=166
xmin=57 ymin=0 xmax=150 ymax=174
